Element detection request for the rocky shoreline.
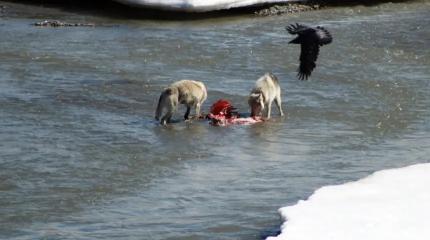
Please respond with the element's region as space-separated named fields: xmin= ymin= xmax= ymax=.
xmin=254 ymin=0 xmax=415 ymax=16
xmin=0 ymin=4 xmax=7 ymax=16
xmin=254 ymin=2 xmax=321 ymax=16
xmin=33 ymin=20 xmax=95 ymax=27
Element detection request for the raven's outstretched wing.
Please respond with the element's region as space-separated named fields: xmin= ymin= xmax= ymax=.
xmin=286 ymin=23 xmax=310 ymax=35
xmin=315 ymin=26 xmax=332 ymax=46
xmin=298 ymin=42 xmax=319 ymax=80
xmin=286 ymin=23 xmax=332 ymax=80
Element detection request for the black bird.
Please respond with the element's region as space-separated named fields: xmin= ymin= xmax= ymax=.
xmin=286 ymin=23 xmax=332 ymax=80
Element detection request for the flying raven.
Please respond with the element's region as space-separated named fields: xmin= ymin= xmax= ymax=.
xmin=286 ymin=23 xmax=332 ymax=80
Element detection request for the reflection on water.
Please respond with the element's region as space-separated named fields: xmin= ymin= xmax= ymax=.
xmin=0 ymin=1 xmax=429 ymax=239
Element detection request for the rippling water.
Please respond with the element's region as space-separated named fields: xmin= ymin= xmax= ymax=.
xmin=1 ymin=1 xmax=429 ymax=239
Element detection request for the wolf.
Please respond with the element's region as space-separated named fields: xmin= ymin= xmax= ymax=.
xmin=155 ymin=80 xmax=207 ymax=125
xmin=248 ymin=73 xmax=284 ymax=119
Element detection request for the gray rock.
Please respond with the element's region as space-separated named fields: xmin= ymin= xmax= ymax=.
xmin=255 ymin=3 xmax=320 ymax=16
xmin=33 ymin=20 xmax=95 ymax=27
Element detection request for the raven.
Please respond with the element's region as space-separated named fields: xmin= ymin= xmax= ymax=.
xmin=286 ymin=23 xmax=332 ymax=80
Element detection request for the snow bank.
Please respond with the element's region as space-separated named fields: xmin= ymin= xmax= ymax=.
xmin=113 ymin=0 xmax=296 ymax=12
xmin=267 ymin=163 xmax=430 ymax=240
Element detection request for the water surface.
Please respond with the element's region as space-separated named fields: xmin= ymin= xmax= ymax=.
xmin=0 ymin=1 xmax=429 ymax=239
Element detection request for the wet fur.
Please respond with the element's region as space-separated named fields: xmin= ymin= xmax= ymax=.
xmin=248 ymin=73 xmax=284 ymax=119
xmin=155 ymin=80 xmax=207 ymax=125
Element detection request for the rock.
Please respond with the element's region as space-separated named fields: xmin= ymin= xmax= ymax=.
xmin=33 ymin=20 xmax=95 ymax=27
xmin=255 ymin=3 xmax=321 ymax=16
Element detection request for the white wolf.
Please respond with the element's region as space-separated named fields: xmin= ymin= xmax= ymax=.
xmin=155 ymin=80 xmax=207 ymax=125
xmin=248 ymin=73 xmax=284 ymax=119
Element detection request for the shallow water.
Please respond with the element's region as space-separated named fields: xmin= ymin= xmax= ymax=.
xmin=0 ymin=1 xmax=429 ymax=239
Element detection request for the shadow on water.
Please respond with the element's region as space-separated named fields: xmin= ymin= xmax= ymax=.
xmin=319 ymin=0 xmax=417 ymax=6
xmin=260 ymin=228 xmax=281 ymax=240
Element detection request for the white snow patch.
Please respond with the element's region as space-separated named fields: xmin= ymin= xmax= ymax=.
xmin=113 ymin=0 xmax=297 ymax=12
xmin=267 ymin=163 xmax=430 ymax=240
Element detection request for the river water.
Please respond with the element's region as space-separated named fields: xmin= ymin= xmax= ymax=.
xmin=1 ymin=1 xmax=429 ymax=239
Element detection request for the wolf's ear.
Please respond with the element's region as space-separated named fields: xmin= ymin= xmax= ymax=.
xmin=164 ymin=88 xmax=173 ymax=94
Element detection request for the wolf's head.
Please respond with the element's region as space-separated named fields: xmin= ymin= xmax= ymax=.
xmin=248 ymin=91 xmax=265 ymax=117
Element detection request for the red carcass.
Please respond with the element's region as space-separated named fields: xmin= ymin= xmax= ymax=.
xmin=207 ymin=99 xmax=263 ymax=126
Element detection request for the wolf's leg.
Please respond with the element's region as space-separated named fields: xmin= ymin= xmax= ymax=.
xmin=184 ymin=106 xmax=191 ymax=120
xmin=267 ymin=101 xmax=272 ymax=119
xmin=195 ymin=103 xmax=201 ymax=118
xmin=161 ymin=97 xmax=177 ymax=125
xmin=161 ymin=113 xmax=170 ymax=125
xmin=155 ymin=93 xmax=166 ymax=121
xmin=275 ymin=95 xmax=284 ymax=116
